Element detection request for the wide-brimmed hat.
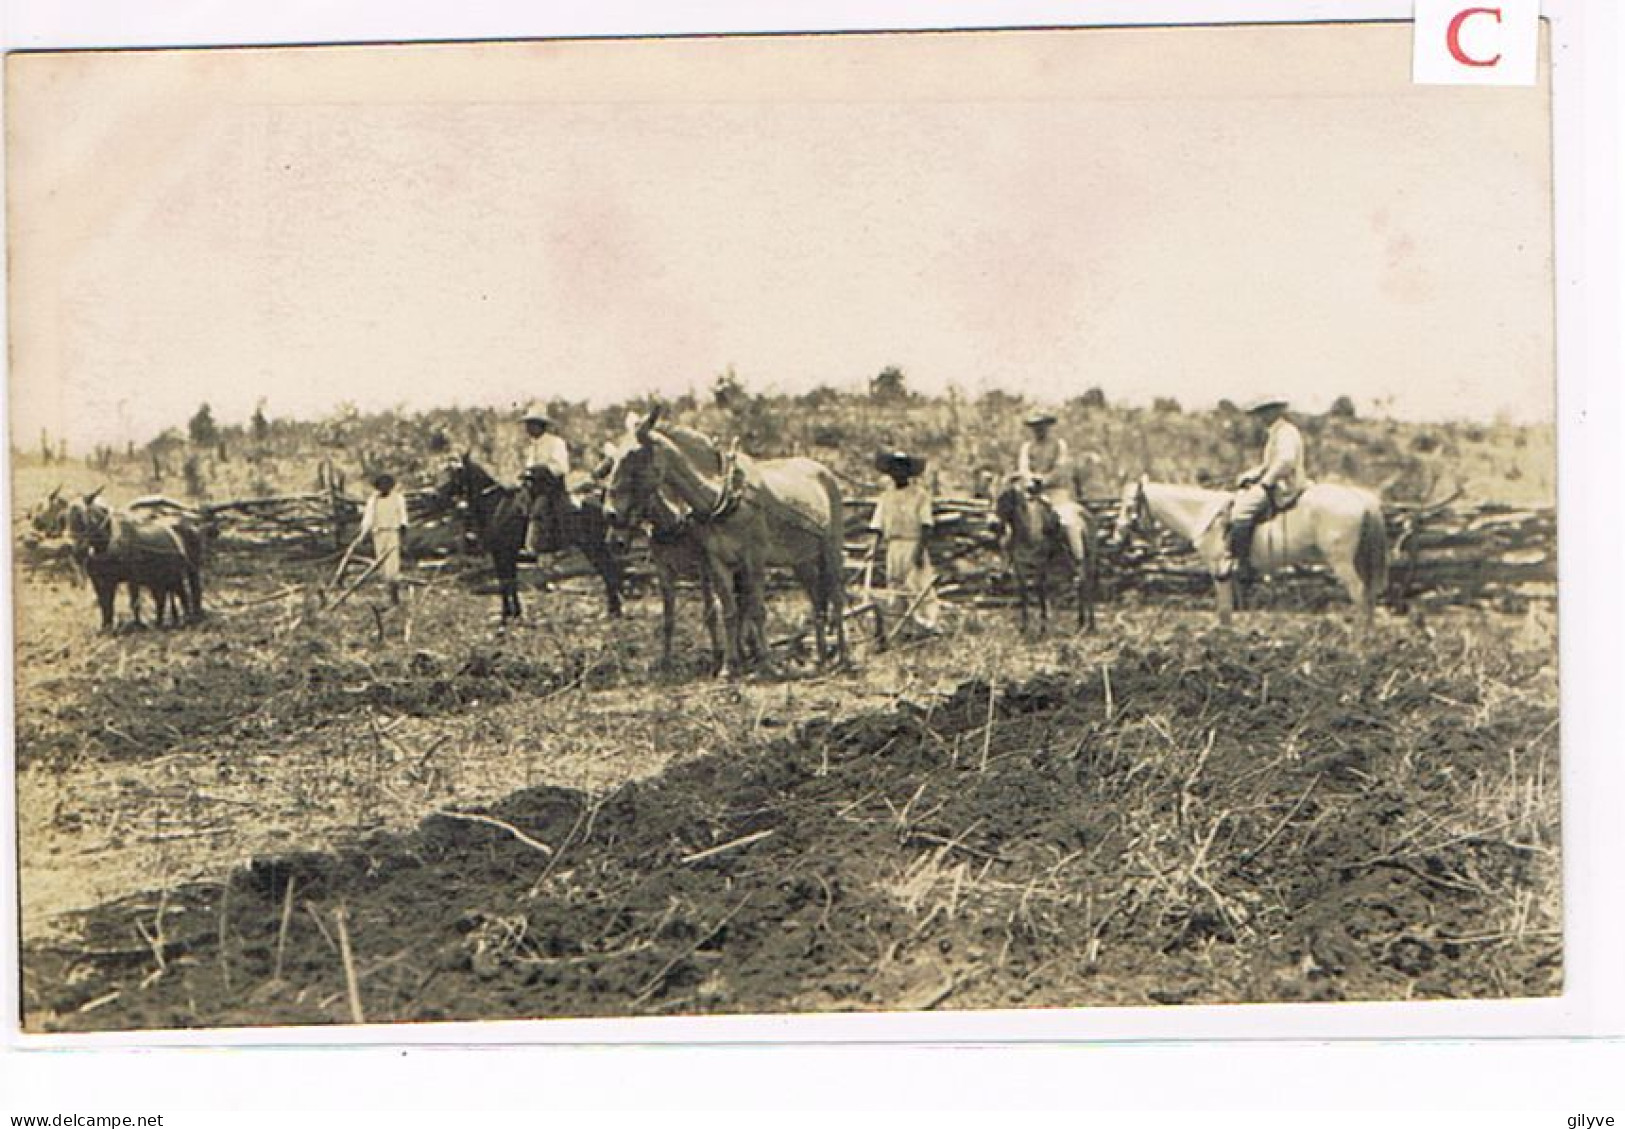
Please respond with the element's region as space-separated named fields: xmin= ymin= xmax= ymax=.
xmin=520 ymin=403 xmax=550 ymax=425
xmin=1245 ymin=396 xmax=1290 ymax=415
xmin=372 ymin=472 xmax=397 ymax=491
xmin=1023 ymin=411 xmax=1058 ymax=428
xmin=875 ymin=450 xmax=927 ymax=478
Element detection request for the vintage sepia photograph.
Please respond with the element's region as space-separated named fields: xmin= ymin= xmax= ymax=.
xmin=6 ymin=22 xmax=1560 ymax=1034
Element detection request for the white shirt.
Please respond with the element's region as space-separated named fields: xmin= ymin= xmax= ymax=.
xmin=1259 ymin=418 xmax=1305 ymax=490
xmin=870 ymin=481 xmax=934 ymax=541
xmin=524 ymin=432 xmax=571 ymax=477
xmin=1018 ymin=436 xmax=1069 ymax=479
xmin=360 ymin=490 xmax=408 ymax=536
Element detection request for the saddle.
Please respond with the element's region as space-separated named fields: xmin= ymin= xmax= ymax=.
xmin=1263 ymin=483 xmax=1306 ymax=517
xmin=1219 ymin=481 xmax=1307 ymax=533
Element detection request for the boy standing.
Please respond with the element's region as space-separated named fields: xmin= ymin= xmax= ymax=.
xmin=869 ymin=451 xmax=940 ymax=637
xmin=359 ymin=472 xmax=409 ymax=604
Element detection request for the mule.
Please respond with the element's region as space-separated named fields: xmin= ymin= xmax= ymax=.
xmin=64 ymin=492 xmax=204 ymax=630
xmin=995 ymin=477 xmax=1096 ymax=634
xmin=604 ymin=408 xmax=847 ymax=677
xmin=1112 ymin=477 xmax=1388 ymax=627
xmin=436 ymin=455 xmax=623 ymax=622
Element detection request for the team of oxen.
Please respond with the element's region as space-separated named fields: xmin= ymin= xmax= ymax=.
xmin=29 ymin=406 xmax=1389 ymax=672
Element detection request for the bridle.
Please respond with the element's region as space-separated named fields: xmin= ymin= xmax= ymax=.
xmin=68 ymin=500 xmax=115 ymax=554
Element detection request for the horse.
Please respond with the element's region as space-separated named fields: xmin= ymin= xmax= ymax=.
xmin=436 ymin=454 xmax=624 ymax=622
xmin=1112 ymin=477 xmax=1389 ymax=627
xmin=63 ymin=492 xmax=205 ymax=630
xmin=994 ymin=476 xmax=1096 ymax=634
xmin=604 ymin=407 xmax=847 ymax=677
xmin=602 ymin=477 xmax=726 ymax=672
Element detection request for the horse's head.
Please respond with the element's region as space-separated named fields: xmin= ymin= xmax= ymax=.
xmin=432 ymin=456 xmax=469 ymax=510
xmin=1111 ymin=477 xmax=1149 ymax=547
xmin=603 ymin=407 xmax=664 ymax=530
xmin=994 ymin=475 xmax=1047 ymax=540
xmin=64 ymin=489 xmax=114 ymax=555
xmin=30 ymin=484 xmax=68 ymax=537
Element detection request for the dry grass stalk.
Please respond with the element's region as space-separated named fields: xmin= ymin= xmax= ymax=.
xmin=273 ymin=874 xmax=298 ymax=981
xmin=332 ymin=905 xmax=365 ymax=1024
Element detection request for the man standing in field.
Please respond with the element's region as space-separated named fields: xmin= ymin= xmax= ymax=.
xmin=1016 ymin=411 xmax=1089 ymax=563
xmin=358 ymin=472 xmax=408 ymax=605
xmin=518 ymin=404 xmax=572 ymax=558
xmin=869 ymin=451 xmax=940 ymax=637
xmin=1219 ymin=396 xmax=1306 ymax=581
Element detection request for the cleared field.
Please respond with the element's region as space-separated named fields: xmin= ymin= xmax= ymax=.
xmin=14 ymin=542 xmax=1559 ymax=1027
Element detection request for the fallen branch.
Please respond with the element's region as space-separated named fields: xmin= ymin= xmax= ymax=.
xmin=431 ymin=809 xmax=554 ymax=856
xmin=680 ymin=828 xmax=775 ymax=865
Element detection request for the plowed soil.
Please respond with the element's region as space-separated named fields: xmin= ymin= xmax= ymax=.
xmin=22 ymin=604 xmax=1560 ymax=1030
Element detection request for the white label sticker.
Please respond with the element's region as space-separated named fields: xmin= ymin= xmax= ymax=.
xmin=1413 ymin=0 xmax=1540 ymax=86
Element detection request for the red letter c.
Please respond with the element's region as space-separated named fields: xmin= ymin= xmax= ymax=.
xmin=1447 ymin=7 xmax=1503 ymax=67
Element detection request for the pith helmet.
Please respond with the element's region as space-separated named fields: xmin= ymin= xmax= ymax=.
xmin=1245 ymin=396 xmax=1289 ymax=415
xmin=521 ymin=403 xmax=550 ymax=425
xmin=1024 ymin=411 xmax=1058 ymax=428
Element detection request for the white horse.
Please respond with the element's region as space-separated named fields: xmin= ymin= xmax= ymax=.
xmin=1113 ymin=477 xmax=1389 ymax=627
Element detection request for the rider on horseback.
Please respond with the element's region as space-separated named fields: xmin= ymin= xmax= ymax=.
xmin=519 ymin=404 xmax=573 ymax=558
xmin=1218 ymin=396 xmax=1306 ymax=581
xmin=1016 ymin=411 xmax=1088 ymax=563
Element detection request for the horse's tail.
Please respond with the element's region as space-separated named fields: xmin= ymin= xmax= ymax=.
xmin=1356 ymin=503 xmax=1389 ymax=605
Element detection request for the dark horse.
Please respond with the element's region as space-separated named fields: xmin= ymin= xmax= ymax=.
xmin=64 ymin=492 xmax=205 ymax=630
xmin=437 ymin=454 xmax=624 ymax=622
xmin=994 ymin=477 xmax=1096 ymax=634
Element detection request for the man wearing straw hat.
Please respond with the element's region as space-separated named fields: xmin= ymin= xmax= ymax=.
xmin=1016 ymin=410 xmax=1088 ymax=563
xmin=518 ymin=403 xmax=572 ymax=558
xmin=1219 ymin=395 xmax=1305 ymax=581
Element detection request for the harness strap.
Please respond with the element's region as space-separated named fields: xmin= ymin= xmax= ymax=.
xmin=700 ymin=444 xmax=746 ymax=524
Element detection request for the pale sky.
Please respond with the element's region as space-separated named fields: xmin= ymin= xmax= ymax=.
xmin=6 ymin=24 xmax=1554 ymax=449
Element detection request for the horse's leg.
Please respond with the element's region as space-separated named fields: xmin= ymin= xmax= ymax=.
xmin=128 ymin=582 xmax=144 ymax=629
xmin=95 ymin=577 xmax=116 ymax=632
xmin=1015 ymin=562 xmax=1031 ymax=634
xmin=827 ymin=539 xmax=848 ymax=664
xmin=187 ymin=565 xmax=204 ymax=620
xmin=497 ymin=553 xmax=516 ymax=620
xmin=1329 ymin=558 xmax=1371 ymax=637
xmin=592 ymin=533 xmax=624 ymax=619
xmin=741 ymin=556 xmax=777 ymax=676
xmin=708 ymin=553 xmax=744 ymax=679
xmin=658 ymin=564 xmax=678 ymax=670
xmin=700 ymin=568 xmax=723 ymax=673
xmin=1076 ymin=554 xmax=1091 ymax=633
xmin=795 ymin=562 xmax=827 ymax=665
xmin=1215 ymin=575 xmax=1235 ymax=624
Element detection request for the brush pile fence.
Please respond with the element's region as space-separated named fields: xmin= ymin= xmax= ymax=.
xmin=112 ymin=485 xmax=1556 ymax=610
